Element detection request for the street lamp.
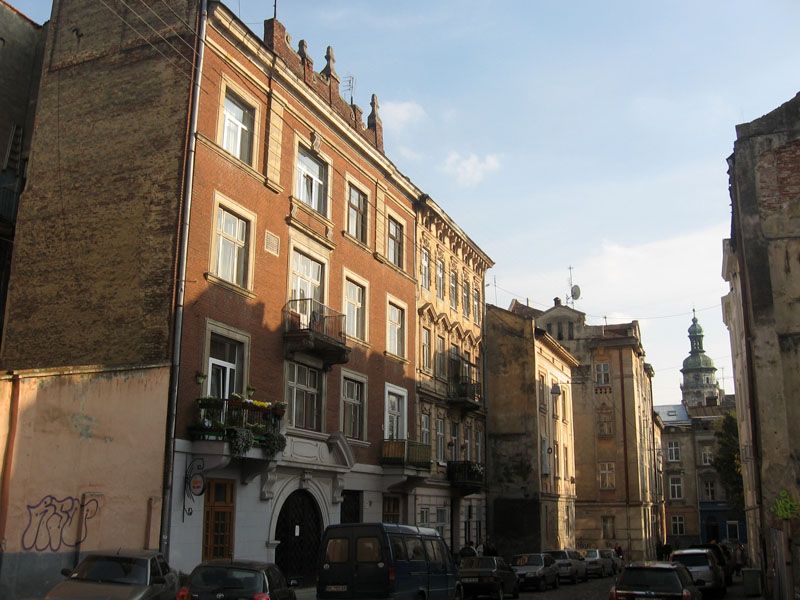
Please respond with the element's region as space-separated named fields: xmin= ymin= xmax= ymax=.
xmin=550 ymin=382 xmax=562 ymax=399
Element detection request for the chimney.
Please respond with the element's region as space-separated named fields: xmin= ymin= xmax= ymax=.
xmin=263 ymin=18 xmax=286 ymax=54
xmin=351 ymin=103 xmax=364 ymax=130
xmin=553 ymin=297 xmax=562 ymax=307
xmin=367 ymin=94 xmax=384 ymax=152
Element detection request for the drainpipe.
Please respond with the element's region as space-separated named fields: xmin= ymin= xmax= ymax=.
xmin=160 ymin=0 xmax=208 ymax=559
xmin=0 ymin=374 xmax=21 ymax=573
xmin=618 ymin=349 xmax=633 ymax=558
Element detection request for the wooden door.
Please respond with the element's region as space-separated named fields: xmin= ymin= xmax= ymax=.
xmin=203 ymin=478 xmax=235 ymax=560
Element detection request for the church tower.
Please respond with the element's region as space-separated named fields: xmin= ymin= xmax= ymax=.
xmin=680 ymin=311 xmax=721 ymax=406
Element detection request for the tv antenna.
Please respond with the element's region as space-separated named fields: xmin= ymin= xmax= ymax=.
xmin=343 ymin=75 xmax=356 ymax=104
xmin=566 ymin=266 xmax=581 ymax=307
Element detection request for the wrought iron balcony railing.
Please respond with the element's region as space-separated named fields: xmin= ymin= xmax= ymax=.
xmin=283 ymin=298 xmax=349 ymax=367
xmin=447 ymin=460 xmax=485 ymax=489
xmin=380 ymin=439 xmax=432 ymax=469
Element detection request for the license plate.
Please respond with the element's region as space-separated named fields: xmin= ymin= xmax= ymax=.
xmin=326 ymin=585 xmax=347 ymax=592
xmin=462 ymin=577 xmax=478 ymax=583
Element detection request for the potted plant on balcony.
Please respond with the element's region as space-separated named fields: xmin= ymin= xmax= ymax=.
xmin=259 ymin=430 xmax=287 ymax=458
xmin=271 ymin=401 xmax=287 ymax=419
xmin=226 ymin=426 xmax=254 ymax=457
xmin=189 ymin=416 xmax=225 ymax=441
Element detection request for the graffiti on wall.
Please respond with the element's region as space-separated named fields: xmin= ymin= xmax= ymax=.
xmin=21 ymin=495 xmax=99 ymax=552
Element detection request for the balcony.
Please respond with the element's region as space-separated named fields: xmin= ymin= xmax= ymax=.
xmin=447 ymin=357 xmax=482 ymax=411
xmin=447 ymin=460 xmax=485 ymax=494
xmin=380 ymin=439 xmax=431 ymax=469
xmin=283 ymin=299 xmax=350 ymax=368
xmin=0 ymin=185 xmax=19 ymax=224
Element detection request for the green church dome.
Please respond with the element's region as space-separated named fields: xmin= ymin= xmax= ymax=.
xmin=682 ymin=352 xmax=715 ymax=370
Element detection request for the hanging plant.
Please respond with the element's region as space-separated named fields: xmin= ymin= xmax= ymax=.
xmin=227 ymin=427 xmax=254 ymax=456
xmin=260 ymin=431 xmax=287 ymax=457
xmin=772 ymin=489 xmax=800 ymax=520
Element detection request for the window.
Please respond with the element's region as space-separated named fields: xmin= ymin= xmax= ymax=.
xmin=222 ymin=89 xmax=255 ymax=164
xmin=552 ymin=381 xmax=560 ymax=418
xmin=595 ymin=363 xmax=610 ymax=385
xmin=704 ymin=480 xmax=716 ymax=501
xmin=421 ymin=249 xmax=430 ymax=289
xmin=669 ymin=476 xmax=683 ymax=499
xmin=671 ymin=515 xmax=685 ymax=536
xmin=538 ymin=374 xmax=547 ymax=410
xmin=462 ymin=279 xmax=470 ymax=318
xmin=384 ymin=386 xmax=407 ymax=440
xmin=450 ymin=421 xmax=459 ymax=461
xmin=436 ymin=418 xmax=445 ymax=462
xmin=290 ymin=250 xmax=324 ymax=326
xmin=554 ymin=443 xmax=560 ymax=477
xmin=599 ymin=462 xmax=615 ymax=489
xmin=421 ymin=414 xmax=430 ymax=445
xmin=701 ymin=446 xmax=713 ymax=465
xmin=726 ymin=521 xmax=739 ymax=541
xmin=601 ymin=516 xmax=615 ymax=539
xmin=213 ymin=206 xmax=250 ymax=288
xmin=436 ymin=336 xmax=446 ymax=378
xmin=464 ymin=422 xmax=472 ymax=461
xmin=382 ymin=496 xmax=400 ymax=523
xmin=598 ymin=410 xmax=614 ymax=437
xmin=541 ymin=437 xmax=550 ymax=474
xmin=436 ymin=259 xmax=445 ymax=300
xmin=296 ymin=146 xmax=328 ymax=214
xmin=342 ymin=376 xmax=365 ymax=440
xmin=564 ymin=446 xmax=569 ymax=478
xmin=449 ymin=271 xmax=458 ymax=309
xmin=421 ymin=327 xmax=431 ymax=371
xmin=667 ymin=441 xmax=681 ymax=462
xmin=387 ymin=217 xmax=404 ymax=268
xmin=286 ymin=362 xmax=321 ymax=431
xmin=347 ymin=184 xmax=368 ymax=243
xmin=345 ymin=279 xmax=366 ymax=340
xmin=475 ymin=428 xmax=483 ymax=463
xmin=419 ymin=507 xmax=429 ymax=525
xmin=208 ymin=333 xmax=244 ymax=399
xmin=388 ymin=303 xmax=405 ymax=357
xmin=473 ymin=288 xmax=481 ymax=324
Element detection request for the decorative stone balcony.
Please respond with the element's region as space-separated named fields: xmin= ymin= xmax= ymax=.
xmin=283 ymin=299 xmax=350 ymax=368
xmin=447 ymin=460 xmax=485 ymax=494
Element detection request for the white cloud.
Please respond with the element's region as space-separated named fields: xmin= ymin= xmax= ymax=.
xmin=397 ymin=146 xmax=424 ymax=161
xmin=442 ymin=152 xmax=501 ymax=187
xmin=380 ymin=101 xmax=427 ymax=133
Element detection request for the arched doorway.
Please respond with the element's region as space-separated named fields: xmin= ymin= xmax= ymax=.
xmin=275 ymin=489 xmax=322 ymax=583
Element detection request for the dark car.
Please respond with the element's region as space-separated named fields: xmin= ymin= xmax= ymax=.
xmin=177 ymin=560 xmax=297 ymax=600
xmin=45 ymin=549 xmax=178 ymax=600
xmin=460 ymin=556 xmax=519 ymax=600
xmin=609 ymin=562 xmax=702 ymax=600
xmin=511 ymin=553 xmax=559 ymax=591
xmin=689 ymin=543 xmax=733 ymax=585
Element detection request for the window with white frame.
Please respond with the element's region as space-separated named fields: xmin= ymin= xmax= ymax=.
xmin=436 ymin=259 xmax=445 ymax=300
xmin=599 ymin=462 xmax=615 ymax=489
xmin=435 ymin=507 xmax=447 ymax=537
xmin=419 ymin=507 xmax=429 ymax=525
xmin=595 ymin=362 xmax=610 ymax=385
xmin=345 ymin=278 xmax=366 ymax=340
xmin=450 ymin=421 xmax=459 ymax=461
xmin=704 ymin=480 xmax=716 ymax=501
xmin=213 ymin=205 xmax=250 ymax=288
xmin=598 ymin=409 xmax=614 ymax=437
xmin=290 ymin=250 xmax=324 ymax=327
xmin=286 ymin=361 xmax=322 ymax=431
xmin=387 ymin=217 xmax=403 ymax=268
xmin=388 ymin=303 xmax=405 ymax=357
xmin=421 ymin=327 xmax=431 ymax=371
xmin=449 ymin=271 xmax=458 ymax=310
xmin=208 ymin=333 xmax=245 ymax=399
xmin=667 ymin=441 xmax=681 ymax=462
xmin=701 ymin=446 xmax=713 ymax=465
xmin=384 ymin=386 xmax=406 ymax=440
xmin=421 ymin=249 xmax=430 ymax=289
xmin=436 ymin=417 xmax=445 ymax=462
xmin=347 ymin=184 xmax=367 ymax=244
xmin=601 ymin=516 xmax=615 ymax=539
xmin=473 ymin=288 xmax=481 ymax=324
xmin=342 ymin=375 xmax=365 ymax=440
xmin=462 ymin=279 xmax=470 ymax=318
xmin=671 ymin=515 xmax=685 ymax=535
xmin=296 ymin=146 xmax=327 ymax=214
xmin=669 ymin=476 xmax=683 ymax=499
xmin=475 ymin=428 xmax=483 ymax=463
xmin=464 ymin=421 xmax=472 ymax=461
xmin=436 ymin=336 xmax=446 ymax=378
xmin=421 ymin=413 xmax=430 ymax=446
xmin=222 ymin=89 xmax=255 ymax=164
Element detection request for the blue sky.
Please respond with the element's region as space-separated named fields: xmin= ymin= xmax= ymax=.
xmin=12 ymin=0 xmax=800 ymax=404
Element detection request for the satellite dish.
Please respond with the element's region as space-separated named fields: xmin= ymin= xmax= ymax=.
xmin=571 ymin=285 xmax=581 ymax=301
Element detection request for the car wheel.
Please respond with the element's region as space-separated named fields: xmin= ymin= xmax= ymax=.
xmin=554 ymin=574 xmax=560 ymax=589
xmin=495 ymin=583 xmax=504 ymax=600
xmin=538 ymin=577 xmax=547 ymax=592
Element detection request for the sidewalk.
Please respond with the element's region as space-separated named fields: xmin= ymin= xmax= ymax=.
xmin=726 ymin=572 xmax=765 ymax=600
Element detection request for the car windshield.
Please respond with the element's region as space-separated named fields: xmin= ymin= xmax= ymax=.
xmin=190 ymin=567 xmax=262 ymax=592
xmin=546 ymin=551 xmax=568 ymax=559
xmin=618 ymin=568 xmax=682 ymax=593
xmin=461 ymin=557 xmax=496 ymax=569
xmin=71 ymin=556 xmax=148 ymax=586
xmin=672 ymin=554 xmax=710 ymax=567
xmin=513 ymin=555 xmax=543 ymax=566
xmin=585 ymin=550 xmax=599 ymax=558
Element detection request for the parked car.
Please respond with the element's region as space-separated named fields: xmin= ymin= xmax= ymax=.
xmin=460 ymin=556 xmax=519 ymax=600
xmin=670 ymin=549 xmax=726 ymax=597
xmin=609 ymin=562 xmax=702 ymax=600
xmin=689 ymin=543 xmax=733 ymax=585
xmin=602 ymin=549 xmax=622 ymax=574
xmin=45 ymin=549 xmax=178 ymax=600
xmin=544 ymin=549 xmax=588 ymax=584
xmin=316 ymin=522 xmax=461 ymax=600
xmin=177 ymin=559 xmax=297 ymax=600
xmin=510 ymin=553 xmax=559 ymax=591
xmin=583 ymin=548 xmax=614 ymax=577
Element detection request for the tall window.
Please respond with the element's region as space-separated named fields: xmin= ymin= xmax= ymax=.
xmin=464 ymin=422 xmax=473 ymax=461
xmin=475 ymin=429 xmax=483 ymax=463
xmin=342 ymin=376 xmax=365 ymax=440
xmin=387 ymin=217 xmax=403 ymax=268
xmin=436 ymin=336 xmax=446 ymax=377
xmin=449 ymin=271 xmax=458 ymax=309
xmin=436 ymin=418 xmax=445 ymax=462
xmin=598 ymin=409 xmax=613 ymax=437
xmin=385 ymin=388 xmax=406 ymax=440
xmin=296 ymin=146 xmax=327 ymax=214
xmin=382 ymin=496 xmax=400 ymax=524
xmin=595 ymin=363 xmax=610 ymax=385
xmin=701 ymin=446 xmax=713 ymax=465
xmin=538 ymin=374 xmax=547 ymax=410
xmin=388 ymin=303 xmax=405 ymax=357
xmin=473 ymin=288 xmax=481 ymax=324
xmin=345 ymin=279 xmax=365 ymax=340
xmin=601 ymin=516 xmax=615 ymax=539
xmin=436 ymin=259 xmax=445 ymax=300
xmin=213 ymin=206 xmax=249 ymax=287
xmin=599 ymin=462 xmax=615 ymax=489
xmin=222 ymin=90 xmax=254 ymax=164
xmin=462 ymin=279 xmax=470 ymax=318
xmin=450 ymin=421 xmax=459 ymax=461
xmin=667 ymin=441 xmax=681 ymax=462
xmin=564 ymin=446 xmax=569 ymax=478
xmin=286 ymin=362 xmax=321 ymax=431
xmin=421 ymin=414 xmax=430 ymax=445
xmin=669 ymin=476 xmax=683 ymax=499
xmin=554 ymin=444 xmax=560 ymax=477
xmin=208 ymin=333 xmax=244 ymax=399
xmin=421 ymin=249 xmax=430 ymax=289
xmin=290 ymin=251 xmax=323 ymax=326
xmin=347 ymin=184 xmax=367 ymax=243
xmin=421 ymin=327 xmax=431 ymax=371
xmin=704 ymin=480 xmax=716 ymax=500
xmin=671 ymin=515 xmax=685 ymax=535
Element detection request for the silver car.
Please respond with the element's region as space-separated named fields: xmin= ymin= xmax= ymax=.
xmin=45 ymin=549 xmax=178 ymax=600
xmin=544 ymin=549 xmax=588 ymax=584
xmin=583 ymin=548 xmax=613 ymax=577
xmin=511 ymin=553 xmax=559 ymax=591
xmin=670 ymin=549 xmax=726 ymax=596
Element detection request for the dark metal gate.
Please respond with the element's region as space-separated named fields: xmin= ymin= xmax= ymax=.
xmin=275 ymin=490 xmax=322 ymax=583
